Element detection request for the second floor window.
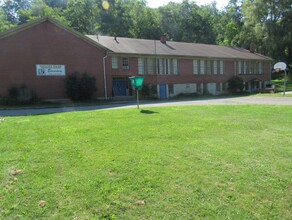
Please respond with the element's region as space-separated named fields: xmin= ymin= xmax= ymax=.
xmin=122 ymin=58 xmax=129 ymax=70
xmin=193 ymin=59 xmax=224 ymax=75
xmin=112 ymin=57 xmax=118 ymax=69
xmin=138 ymin=58 xmax=145 ymax=75
xmin=238 ymin=60 xmax=263 ymax=74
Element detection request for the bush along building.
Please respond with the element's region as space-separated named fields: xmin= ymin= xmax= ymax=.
xmin=0 ymin=17 xmax=273 ymax=101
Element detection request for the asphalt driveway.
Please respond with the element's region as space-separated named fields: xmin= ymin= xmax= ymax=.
xmin=1 ymin=95 xmax=292 ymax=116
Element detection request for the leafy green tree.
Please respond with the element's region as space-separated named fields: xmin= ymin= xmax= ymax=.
xmin=0 ymin=7 xmax=16 ymax=31
xmin=216 ymin=0 xmax=243 ymax=46
xmin=242 ymin=0 xmax=292 ymax=64
xmin=65 ymin=0 xmax=99 ymax=34
xmin=18 ymin=0 xmax=65 ymax=24
xmin=98 ymin=0 xmax=135 ymax=37
xmin=158 ymin=0 xmax=215 ymax=43
xmin=128 ymin=2 xmax=161 ymax=39
xmin=44 ymin=0 xmax=68 ymax=9
xmin=1 ymin=0 xmax=31 ymax=24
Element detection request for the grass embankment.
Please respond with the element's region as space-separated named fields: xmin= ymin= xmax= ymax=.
xmin=272 ymin=79 xmax=292 ymax=92
xmin=0 ymin=106 xmax=292 ymax=219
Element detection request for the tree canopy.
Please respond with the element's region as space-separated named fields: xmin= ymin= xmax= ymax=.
xmin=1 ymin=0 xmax=291 ymax=66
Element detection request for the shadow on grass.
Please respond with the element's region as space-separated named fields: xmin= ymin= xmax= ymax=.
xmin=140 ymin=109 xmax=159 ymax=114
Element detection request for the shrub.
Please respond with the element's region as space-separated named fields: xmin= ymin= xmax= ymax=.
xmin=66 ymin=72 xmax=97 ymax=101
xmin=228 ymin=76 xmax=244 ymax=93
xmin=7 ymin=85 xmax=38 ymax=104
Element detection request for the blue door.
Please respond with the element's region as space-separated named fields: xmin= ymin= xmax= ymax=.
xmin=159 ymin=84 xmax=167 ymax=99
xmin=113 ymin=79 xmax=127 ymax=96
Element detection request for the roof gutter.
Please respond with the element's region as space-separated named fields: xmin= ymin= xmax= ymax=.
xmin=103 ymin=53 xmax=108 ymax=100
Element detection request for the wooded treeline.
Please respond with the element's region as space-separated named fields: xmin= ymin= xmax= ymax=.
xmin=1 ymin=0 xmax=291 ymax=65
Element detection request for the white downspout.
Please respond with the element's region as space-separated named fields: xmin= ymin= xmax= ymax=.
xmin=103 ymin=53 xmax=108 ymax=100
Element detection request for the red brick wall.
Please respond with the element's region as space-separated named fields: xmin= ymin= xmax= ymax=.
xmin=0 ymin=21 xmax=272 ymax=100
xmin=107 ymin=57 xmax=239 ymax=87
xmin=0 ymin=20 xmax=106 ymax=99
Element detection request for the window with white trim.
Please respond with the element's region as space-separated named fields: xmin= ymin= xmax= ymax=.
xmin=193 ymin=60 xmax=199 ymax=75
xmin=147 ymin=58 xmax=154 ymax=75
xmin=220 ymin=60 xmax=224 ymax=75
xmin=206 ymin=60 xmax=212 ymax=75
xmin=112 ymin=57 xmax=118 ymax=69
xmin=238 ymin=61 xmax=242 ymax=74
xmin=200 ymin=60 xmax=205 ymax=75
xmin=138 ymin=58 xmax=145 ymax=75
xmin=213 ymin=60 xmax=218 ymax=75
xmin=259 ymin=62 xmax=263 ymax=74
xmin=165 ymin=58 xmax=171 ymax=75
xmin=238 ymin=60 xmax=264 ymax=75
xmin=173 ymin=59 xmax=178 ymax=75
xmin=122 ymin=58 xmax=129 ymax=70
xmin=156 ymin=58 xmax=164 ymax=75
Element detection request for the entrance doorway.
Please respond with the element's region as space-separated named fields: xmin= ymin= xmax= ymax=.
xmin=113 ymin=79 xmax=127 ymax=96
xmin=159 ymin=84 xmax=167 ymax=99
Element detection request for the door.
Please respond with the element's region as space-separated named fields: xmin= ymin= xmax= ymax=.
xmin=159 ymin=84 xmax=167 ymax=99
xmin=113 ymin=79 xmax=127 ymax=96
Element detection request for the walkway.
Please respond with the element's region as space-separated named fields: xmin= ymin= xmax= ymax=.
xmin=0 ymin=95 xmax=292 ymax=116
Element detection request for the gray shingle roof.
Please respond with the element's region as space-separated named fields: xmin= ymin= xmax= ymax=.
xmin=86 ymin=35 xmax=273 ymax=61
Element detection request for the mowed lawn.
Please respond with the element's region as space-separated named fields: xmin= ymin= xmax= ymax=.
xmin=0 ymin=105 xmax=291 ymax=219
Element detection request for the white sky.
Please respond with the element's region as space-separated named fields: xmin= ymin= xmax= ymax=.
xmin=146 ymin=0 xmax=230 ymax=9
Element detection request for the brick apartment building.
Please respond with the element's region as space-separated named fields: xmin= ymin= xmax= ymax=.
xmin=0 ymin=17 xmax=273 ymax=100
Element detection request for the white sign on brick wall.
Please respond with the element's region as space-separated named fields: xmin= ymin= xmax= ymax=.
xmin=36 ymin=64 xmax=66 ymax=76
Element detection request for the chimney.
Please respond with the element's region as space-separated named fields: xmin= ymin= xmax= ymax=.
xmin=160 ymin=35 xmax=167 ymax=44
xmin=250 ymin=42 xmax=256 ymax=53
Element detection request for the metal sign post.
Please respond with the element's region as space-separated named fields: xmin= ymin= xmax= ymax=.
xmin=273 ymin=62 xmax=287 ymax=96
xmin=129 ymin=76 xmax=145 ymax=109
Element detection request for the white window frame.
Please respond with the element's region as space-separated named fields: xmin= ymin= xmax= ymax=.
xmin=138 ymin=58 xmax=145 ymax=75
xmin=165 ymin=58 xmax=171 ymax=75
xmin=147 ymin=58 xmax=154 ymax=75
xmin=220 ymin=60 xmax=224 ymax=75
xmin=238 ymin=61 xmax=242 ymax=74
xmin=213 ymin=60 xmax=218 ymax=75
xmin=206 ymin=60 xmax=212 ymax=75
xmin=156 ymin=58 xmax=164 ymax=75
xmin=112 ymin=57 xmax=118 ymax=69
xmin=259 ymin=62 xmax=263 ymax=74
xmin=193 ymin=60 xmax=199 ymax=75
xmin=200 ymin=60 xmax=205 ymax=75
xmin=122 ymin=58 xmax=129 ymax=70
xmin=173 ymin=59 xmax=178 ymax=75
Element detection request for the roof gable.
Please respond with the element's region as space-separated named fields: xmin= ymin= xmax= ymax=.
xmin=0 ymin=17 xmax=109 ymax=51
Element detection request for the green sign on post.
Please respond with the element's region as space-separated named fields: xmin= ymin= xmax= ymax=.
xmin=129 ymin=76 xmax=145 ymax=109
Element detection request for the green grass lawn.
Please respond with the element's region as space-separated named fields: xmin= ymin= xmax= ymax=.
xmin=1 ymin=105 xmax=292 ymax=219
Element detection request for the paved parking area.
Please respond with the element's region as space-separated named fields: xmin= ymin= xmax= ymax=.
xmin=0 ymin=95 xmax=292 ymax=116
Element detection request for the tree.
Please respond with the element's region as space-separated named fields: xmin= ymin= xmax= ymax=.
xmin=228 ymin=76 xmax=244 ymax=93
xmin=44 ymin=0 xmax=68 ymax=9
xmin=65 ymin=0 xmax=99 ymax=34
xmin=0 ymin=7 xmax=16 ymax=31
xmin=18 ymin=0 xmax=65 ymax=24
xmin=1 ymin=0 xmax=31 ymax=24
xmin=216 ymin=0 xmax=243 ymax=46
xmin=129 ymin=2 xmax=161 ymax=39
xmin=242 ymin=0 xmax=292 ymax=64
xmin=158 ymin=0 xmax=216 ymax=44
